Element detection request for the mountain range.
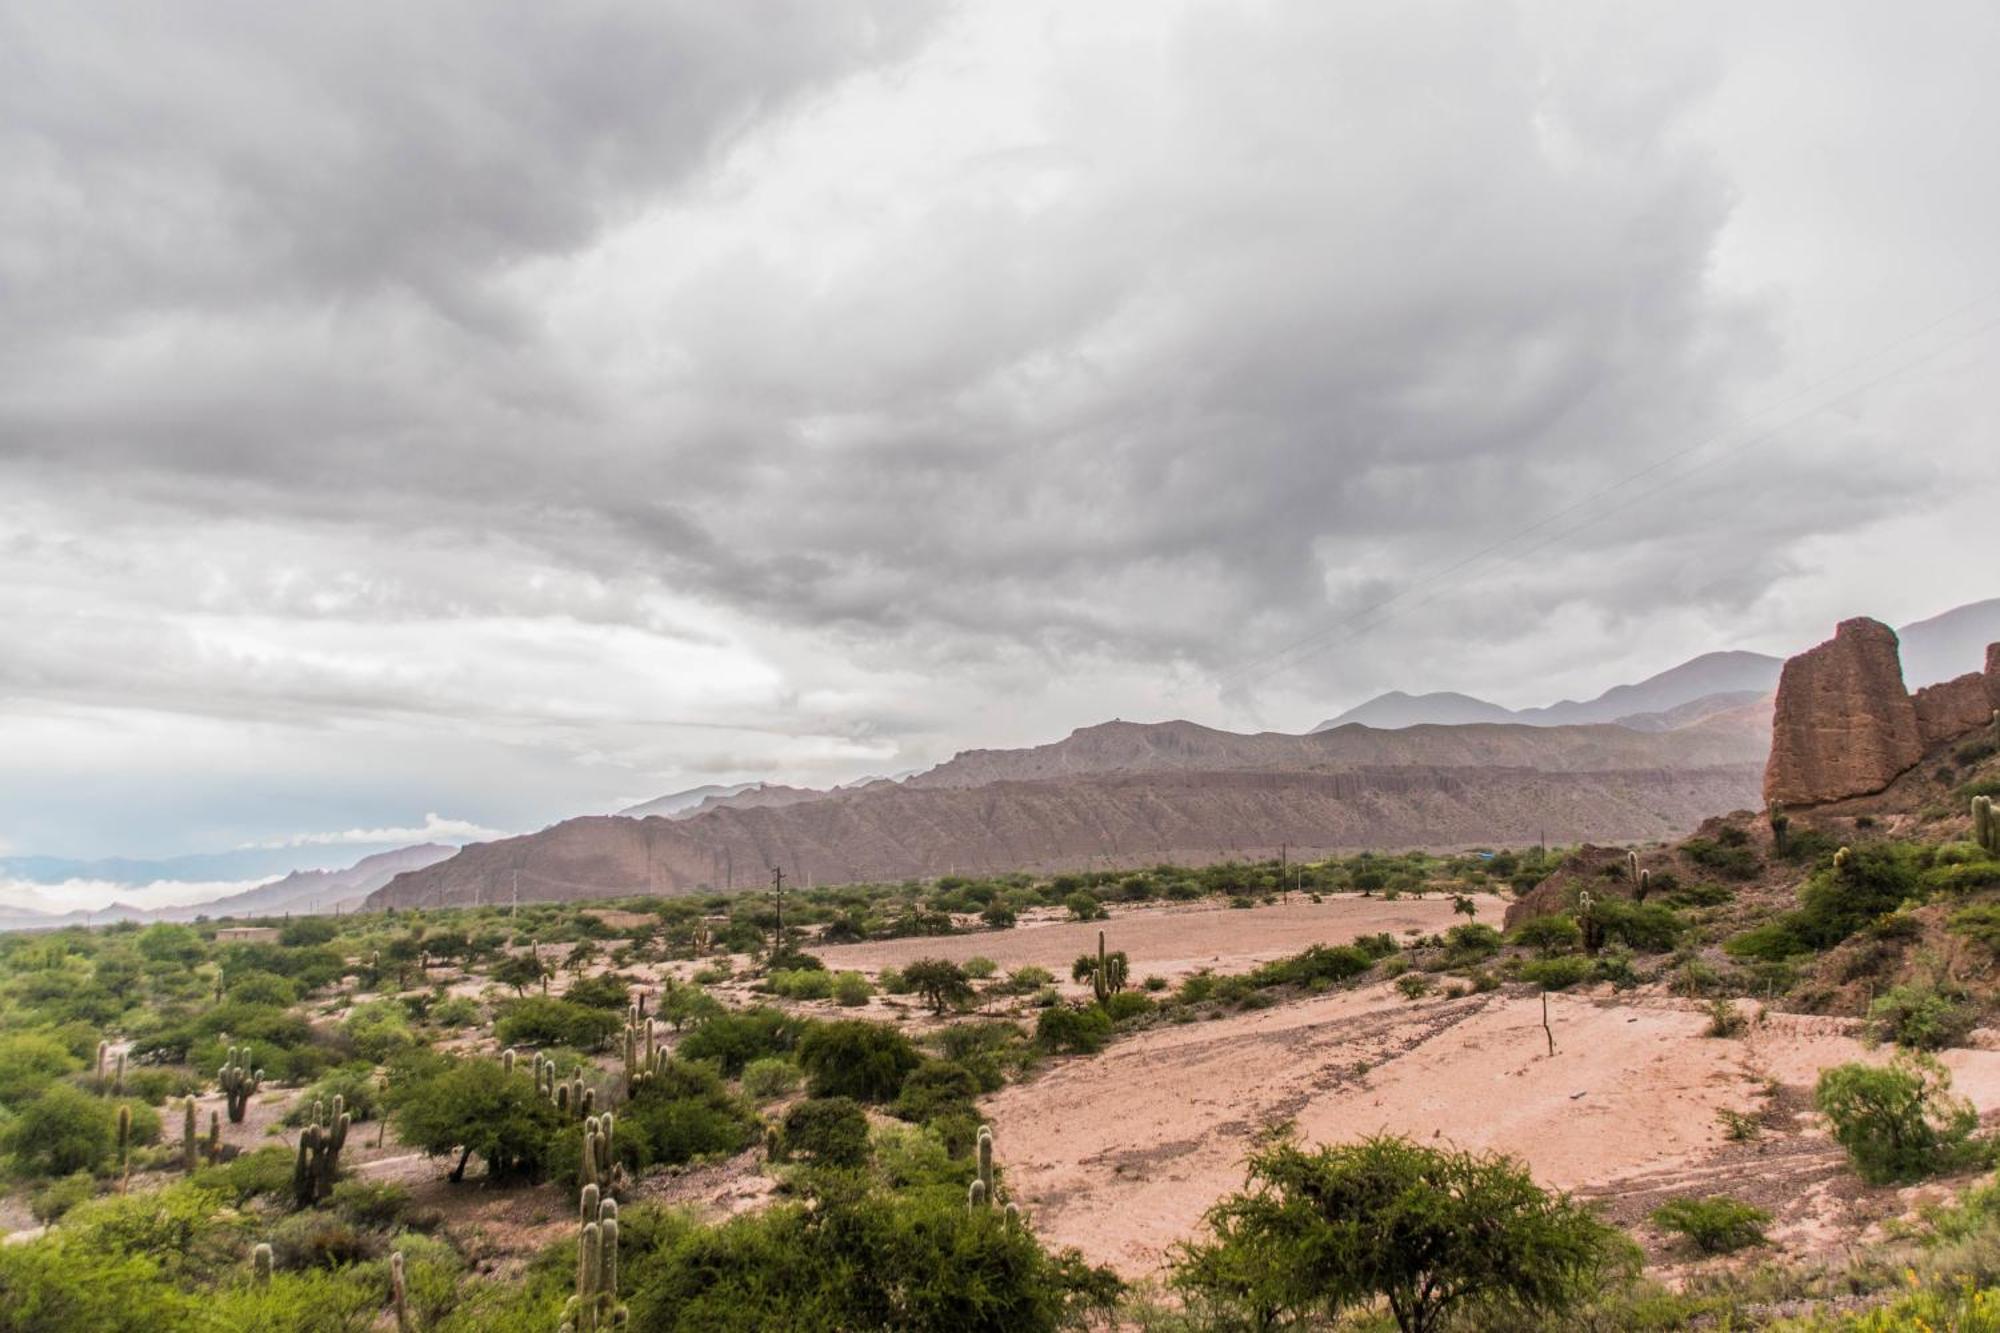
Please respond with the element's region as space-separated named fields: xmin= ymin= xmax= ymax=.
xmin=1313 ymin=599 xmax=2000 ymax=731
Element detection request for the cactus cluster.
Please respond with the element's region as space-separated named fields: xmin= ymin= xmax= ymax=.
xmin=623 ymin=1006 xmax=661 ymax=1096
xmin=219 ymin=1045 xmax=264 ymax=1123
xmin=292 ymin=1094 xmax=350 ymax=1206
xmin=1976 ymin=795 xmax=1997 ymax=855
xmin=535 ymin=1053 xmax=596 ymax=1118
xmin=561 ymin=1184 xmax=627 ymax=1332
xmin=1086 ymin=931 xmax=1128 ymax=1004
xmin=967 ymin=1123 xmax=996 ymax=1211
xmin=582 ymin=1111 xmax=619 ymax=1195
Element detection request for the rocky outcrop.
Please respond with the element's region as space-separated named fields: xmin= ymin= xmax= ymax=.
xmin=1765 ymin=617 xmax=2000 ymax=807
xmin=1914 ymin=673 xmax=1994 ymax=745
xmin=1763 ymin=619 xmax=1922 ymax=807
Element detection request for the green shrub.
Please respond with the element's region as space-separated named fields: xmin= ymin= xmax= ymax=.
xmin=1681 ymin=837 xmax=1762 ymax=881
xmin=6 ymin=1084 xmax=118 ymax=1177
xmin=1395 ymin=974 xmax=1431 ymax=1000
xmin=1353 ymin=932 xmax=1400 ymax=960
xmin=1035 ymin=1005 xmax=1114 ymax=1055
xmin=1590 ymin=900 xmax=1686 ymax=953
xmin=1650 ymin=1196 xmax=1770 ymax=1254
xmin=676 ymin=1008 xmax=805 ymax=1076
xmin=1511 ymin=916 xmax=1581 ymax=956
xmin=1001 ymin=966 xmax=1054 ymax=994
xmin=491 ymin=996 xmax=622 ymax=1051
xmin=192 ymin=1145 xmax=295 ymax=1203
xmin=1065 ymin=892 xmax=1107 ymax=921
xmin=1518 ymin=956 xmax=1592 ymax=991
xmin=961 ymin=956 xmax=997 ymax=980
xmin=780 ymin=1097 xmax=871 ymax=1168
xmin=388 ymin=1056 xmax=564 ymax=1182
xmin=1443 ymin=923 xmax=1501 ymax=963
xmin=1815 ymin=1052 xmax=1989 ymax=1184
xmin=29 ymin=1171 xmax=95 ymax=1224
xmin=1250 ymin=944 xmax=1371 ymax=989
xmin=562 ymin=972 xmax=632 ymax=1010
xmin=893 ymin=1061 xmax=980 ymax=1126
xmin=767 ymin=968 xmax=834 ymax=1001
xmin=327 ymin=1176 xmax=410 ymax=1228
xmin=283 ymin=1066 xmax=380 ymax=1125
xmin=0 ymin=1032 xmax=82 ymax=1110
xmin=796 ymin=1020 xmax=922 ymax=1102
xmin=428 ymin=995 xmax=482 ymax=1028
xmin=1869 ymin=981 xmax=1976 ymax=1051
xmin=830 ymin=972 xmax=873 ymax=1007
xmin=614 ymin=1059 xmax=759 ymax=1173
xmin=1951 ymin=903 xmax=2000 ymax=952
xmin=740 ymin=1057 xmax=800 ymax=1102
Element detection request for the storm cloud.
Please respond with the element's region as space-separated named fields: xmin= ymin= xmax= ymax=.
xmin=3 ymin=0 xmax=1996 ymax=859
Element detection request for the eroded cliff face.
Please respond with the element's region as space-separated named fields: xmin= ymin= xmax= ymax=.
xmin=1765 ymin=617 xmax=2000 ymax=807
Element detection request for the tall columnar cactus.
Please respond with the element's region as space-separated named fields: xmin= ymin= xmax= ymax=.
xmin=502 ymin=1047 xmax=516 ymax=1075
xmin=1089 ymin=930 xmax=1128 ymax=1004
xmin=95 ymin=1040 xmax=109 ymax=1093
xmin=1769 ymin=801 xmax=1790 ymax=853
xmin=562 ymin=1187 xmax=626 ymax=1333
xmin=1627 ymin=849 xmax=1640 ymax=885
xmin=390 ymin=1251 xmax=409 ymax=1333
xmin=116 ymin=1104 xmax=131 ymax=1189
xmin=207 ymin=1109 xmax=222 ymax=1164
xmin=219 ymin=1045 xmax=263 ymax=1123
xmin=1976 ymin=795 xmax=1997 ymax=855
xmin=581 ymin=1112 xmax=617 ymax=1196
xmin=252 ymin=1242 xmax=273 ymax=1285
xmin=1635 ymin=869 xmax=1652 ymax=903
xmin=292 ymin=1094 xmax=350 ymax=1207
xmin=183 ymin=1097 xmax=199 ymax=1172
xmin=1576 ymin=889 xmax=1600 ymax=955
xmin=969 ymin=1123 xmax=996 ymax=1213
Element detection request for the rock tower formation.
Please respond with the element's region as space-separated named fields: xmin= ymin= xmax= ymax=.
xmin=1764 ymin=616 xmax=2000 ymax=806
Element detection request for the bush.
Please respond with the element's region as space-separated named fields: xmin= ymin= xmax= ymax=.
xmin=0 ymin=1031 xmax=82 ymax=1110
xmin=740 ymin=1057 xmax=800 ymax=1102
xmin=767 ymin=969 xmax=834 ymax=1002
xmin=615 ymin=1060 xmax=759 ymax=1172
xmin=1590 ymin=900 xmax=1686 ymax=953
xmin=1353 ymin=932 xmax=1400 ymax=960
xmin=1103 ymin=990 xmax=1154 ymax=1023
xmin=1869 ymin=981 xmax=1976 ymax=1051
xmin=1395 ymin=974 xmax=1431 ymax=1000
xmin=830 ymin=972 xmax=873 ymax=1007
xmin=1704 ymin=999 xmax=1747 ymax=1038
xmin=389 ymin=1056 xmax=565 ymax=1182
xmin=1443 ymin=923 xmax=1501 ymax=963
xmin=1511 ymin=916 xmax=1581 ymax=956
xmin=491 ymin=996 xmax=623 ymax=1051
xmin=1251 ymin=944 xmax=1372 ymax=989
xmin=283 ymin=1066 xmax=380 ymax=1125
xmin=676 ymin=1008 xmax=805 ymax=1076
xmin=6 ymin=1084 xmax=117 ymax=1177
xmin=1518 ymin=956 xmax=1592 ymax=991
xmin=327 ymin=1177 xmax=410 ymax=1228
xmin=29 ymin=1172 xmax=95 ymax=1224
xmin=1172 ymin=1135 xmax=1634 ymax=1333
xmin=1002 ymin=966 xmax=1054 ymax=994
xmin=893 ymin=1061 xmax=981 ymax=1126
xmin=1681 ymin=837 xmax=1762 ymax=881
xmin=961 ymin=956 xmax=997 ymax=980
xmin=1650 ymin=1196 xmax=1771 ymax=1254
xmin=1950 ymin=903 xmax=2000 ymax=952
xmin=902 ymin=959 xmax=975 ymax=1014
xmin=1815 ymin=1052 xmax=1990 ymax=1184
xmin=1065 ymin=892 xmax=1107 ymax=921
xmin=796 ymin=1021 xmax=922 ymax=1102
xmin=779 ymin=1097 xmax=871 ymax=1168
xmin=563 ymin=972 xmax=632 ymax=1010
xmin=1035 ymin=1005 xmax=1113 ymax=1055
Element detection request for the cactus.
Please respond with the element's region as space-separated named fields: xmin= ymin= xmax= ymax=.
xmin=183 ymin=1097 xmax=199 ymax=1172
xmin=1088 ymin=931 xmax=1128 ymax=1004
xmin=390 ymin=1251 xmax=409 ymax=1332
xmin=252 ymin=1242 xmax=273 ymax=1284
xmin=502 ymin=1047 xmax=516 ymax=1075
xmin=207 ymin=1109 xmax=222 ymax=1164
xmin=1635 ymin=868 xmax=1651 ymax=902
xmin=581 ymin=1112 xmax=617 ymax=1195
xmin=562 ymin=1185 xmax=627 ymax=1333
xmin=1004 ymin=1200 xmax=1020 ymax=1230
xmin=1976 ymin=796 xmax=1997 ymax=855
xmin=219 ymin=1045 xmax=263 ymax=1123
xmin=292 ymin=1094 xmax=350 ymax=1206
xmin=1769 ymin=801 xmax=1790 ymax=854
xmin=1576 ymin=889 xmax=1600 ymax=955
xmin=969 ymin=1123 xmax=997 ymax=1214
xmin=95 ymin=1040 xmax=109 ymax=1093
xmin=1627 ymin=849 xmax=1640 ymax=884
xmin=1834 ymin=846 xmax=1852 ymax=876
xmin=117 ymin=1104 xmax=131 ymax=1190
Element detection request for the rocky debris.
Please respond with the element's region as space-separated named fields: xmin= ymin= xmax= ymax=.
xmin=1764 ymin=618 xmax=1925 ymax=807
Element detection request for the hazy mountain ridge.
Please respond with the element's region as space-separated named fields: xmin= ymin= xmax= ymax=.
xmin=1313 ymin=599 xmax=2000 ymax=732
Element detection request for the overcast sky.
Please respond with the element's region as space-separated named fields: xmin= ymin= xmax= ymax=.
xmin=4 ymin=0 xmax=1998 ymax=867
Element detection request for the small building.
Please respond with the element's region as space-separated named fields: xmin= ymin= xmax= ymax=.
xmin=213 ymin=926 xmax=281 ymax=945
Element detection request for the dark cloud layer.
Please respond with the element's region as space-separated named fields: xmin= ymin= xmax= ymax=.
xmin=2 ymin=0 xmax=1995 ymax=860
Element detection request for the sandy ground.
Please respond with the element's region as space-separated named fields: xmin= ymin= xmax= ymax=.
xmin=981 ymin=986 xmax=2000 ymax=1277
xmin=814 ymin=892 xmax=1507 ymax=987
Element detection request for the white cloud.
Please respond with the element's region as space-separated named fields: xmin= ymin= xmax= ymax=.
xmin=0 ymin=877 xmax=271 ymax=915
xmin=242 ymin=813 xmax=511 ymax=850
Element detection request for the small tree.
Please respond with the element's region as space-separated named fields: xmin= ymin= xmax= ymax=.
xmin=1651 ymin=1196 xmax=1770 ymax=1254
xmin=389 ymin=1056 xmax=563 ymax=1182
xmin=1172 ymin=1135 xmax=1633 ymax=1333
xmin=901 ymin=959 xmax=975 ymax=1015
xmin=492 ymin=952 xmax=545 ymax=997
xmin=1451 ymin=894 xmax=1477 ymax=922
xmin=1815 ymin=1051 xmax=1989 ymax=1185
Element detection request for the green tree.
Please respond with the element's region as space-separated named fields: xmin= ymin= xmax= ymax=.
xmin=5 ymin=1084 xmax=118 ymax=1178
xmin=389 ymin=1057 xmax=563 ymax=1182
xmin=1172 ymin=1135 xmax=1633 ymax=1333
xmin=491 ymin=951 xmax=545 ymax=997
xmin=901 ymin=958 xmax=974 ymax=1014
xmin=1815 ymin=1051 xmax=1989 ymax=1185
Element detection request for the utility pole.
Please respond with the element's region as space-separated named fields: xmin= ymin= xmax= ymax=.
xmin=770 ymin=866 xmax=786 ymax=954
